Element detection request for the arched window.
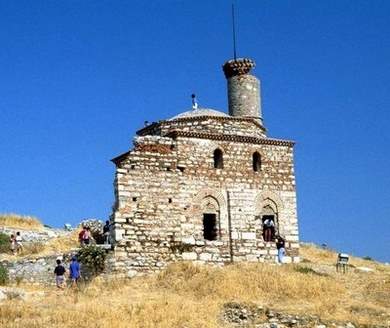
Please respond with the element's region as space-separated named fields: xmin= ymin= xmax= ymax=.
xmin=253 ymin=152 xmax=261 ymax=172
xmin=213 ymin=149 xmax=223 ymax=169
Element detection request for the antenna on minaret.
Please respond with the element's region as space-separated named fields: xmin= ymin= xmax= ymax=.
xmin=232 ymin=3 xmax=237 ymax=60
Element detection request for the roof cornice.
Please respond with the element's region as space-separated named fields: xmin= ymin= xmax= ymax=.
xmin=166 ymin=131 xmax=295 ymax=147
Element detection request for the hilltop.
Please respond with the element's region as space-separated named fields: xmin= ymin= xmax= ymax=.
xmin=0 ymin=215 xmax=389 ymax=327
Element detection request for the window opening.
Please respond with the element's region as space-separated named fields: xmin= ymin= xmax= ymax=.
xmin=132 ymin=197 xmax=137 ymax=202
xmin=213 ymin=149 xmax=223 ymax=169
xmin=253 ymin=152 xmax=261 ymax=172
xmin=177 ymin=166 xmax=185 ymax=172
xmin=203 ymin=214 xmax=217 ymax=241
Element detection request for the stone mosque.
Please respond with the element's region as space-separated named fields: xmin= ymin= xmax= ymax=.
xmin=109 ymin=57 xmax=299 ymax=274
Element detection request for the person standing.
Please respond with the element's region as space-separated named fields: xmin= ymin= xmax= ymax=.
xmin=103 ymin=220 xmax=110 ymax=244
xmin=54 ymin=259 xmax=66 ymax=289
xmin=15 ymin=232 xmax=23 ymax=254
xmin=263 ymin=218 xmax=275 ymax=242
xmin=78 ymin=227 xmax=87 ymax=246
xmin=9 ymin=234 xmax=16 ymax=255
xmin=69 ymin=256 xmax=81 ymax=287
xmin=276 ymin=236 xmax=286 ymax=264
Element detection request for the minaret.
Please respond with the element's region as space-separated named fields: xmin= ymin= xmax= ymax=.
xmin=223 ymin=58 xmax=262 ymax=123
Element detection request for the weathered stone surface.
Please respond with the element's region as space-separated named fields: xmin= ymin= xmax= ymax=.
xmin=109 ymin=57 xmax=299 ymax=274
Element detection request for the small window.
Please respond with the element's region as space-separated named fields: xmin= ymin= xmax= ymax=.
xmin=203 ymin=214 xmax=217 ymax=240
xmin=177 ymin=166 xmax=185 ymax=172
xmin=168 ymin=198 xmax=172 ymax=203
xmin=213 ymin=149 xmax=223 ymax=169
xmin=253 ymin=152 xmax=261 ymax=172
xmin=130 ymin=165 xmax=136 ymax=170
xmin=132 ymin=197 xmax=137 ymax=202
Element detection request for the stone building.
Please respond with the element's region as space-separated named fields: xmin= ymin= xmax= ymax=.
xmin=110 ymin=58 xmax=299 ymax=274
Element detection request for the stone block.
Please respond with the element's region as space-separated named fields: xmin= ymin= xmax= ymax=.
xmin=115 ymin=229 xmax=125 ymax=241
xmin=246 ymin=254 xmax=259 ymax=261
xmin=182 ymin=252 xmax=197 ymax=260
xmin=292 ymin=256 xmax=300 ymax=263
xmin=182 ymin=236 xmax=196 ymax=245
xmin=242 ymin=232 xmax=256 ymax=240
xmin=199 ymin=253 xmax=212 ymax=261
xmin=231 ymin=232 xmax=240 ymax=240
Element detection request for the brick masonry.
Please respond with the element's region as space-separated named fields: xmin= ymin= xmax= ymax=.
xmin=109 ymin=58 xmax=299 ymax=275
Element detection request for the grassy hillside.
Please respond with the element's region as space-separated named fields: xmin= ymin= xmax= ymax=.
xmin=0 ymin=213 xmax=43 ymax=230
xmin=0 ymin=243 xmax=389 ymax=327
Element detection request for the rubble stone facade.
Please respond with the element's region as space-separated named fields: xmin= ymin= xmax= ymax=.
xmin=110 ymin=58 xmax=299 ymax=275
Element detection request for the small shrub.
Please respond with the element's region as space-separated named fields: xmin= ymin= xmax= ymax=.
xmin=300 ymin=258 xmax=312 ymax=263
xmin=294 ymin=265 xmax=329 ymax=277
xmin=362 ymin=256 xmax=373 ymax=261
xmin=77 ymin=245 xmax=107 ymax=275
xmin=0 ymin=233 xmax=10 ymax=253
xmin=0 ymin=264 xmax=9 ymax=285
xmin=15 ymin=276 xmax=23 ymax=286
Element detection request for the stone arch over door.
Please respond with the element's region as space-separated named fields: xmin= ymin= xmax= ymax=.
xmin=190 ymin=189 xmax=227 ymax=240
xmin=255 ymin=191 xmax=283 ymax=240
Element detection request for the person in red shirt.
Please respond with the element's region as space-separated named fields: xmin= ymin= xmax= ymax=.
xmin=78 ymin=227 xmax=87 ymax=246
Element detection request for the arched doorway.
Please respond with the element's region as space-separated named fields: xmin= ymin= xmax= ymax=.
xmin=255 ymin=192 xmax=283 ymax=242
xmin=200 ymin=196 xmax=220 ymax=241
xmin=261 ymin=203 xmax=278 ymax=242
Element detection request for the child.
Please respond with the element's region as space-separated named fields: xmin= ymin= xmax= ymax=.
xmin=69 ymin=256 xmax=81 ymax=288
xmin=54 ymin=259 xmax=66 ymax=289
xmin=10 ymin=234 xmax=16 ymax=255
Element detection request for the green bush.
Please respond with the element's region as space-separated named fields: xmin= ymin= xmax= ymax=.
xmin=0 ymin=233 xmax=10 ymax=253
xmin=77 ymin=245 xmax=107 ymax=275
xmin=0 ymin=264 xmax=9 ymax=285
xmin=363 ymin=256 xmax=373 ymax=261
xmin=294 ymin=265 xmax=329 ymax=277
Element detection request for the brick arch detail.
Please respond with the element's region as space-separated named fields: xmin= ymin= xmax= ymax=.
xmin=191 ymin=188 xmax=227 ymax=214
xmin=255 ymin=190 xmax=284 ymax=214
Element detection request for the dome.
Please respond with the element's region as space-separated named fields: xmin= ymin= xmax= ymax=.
xmin=169 ymin=108 xmax=230 ymax=120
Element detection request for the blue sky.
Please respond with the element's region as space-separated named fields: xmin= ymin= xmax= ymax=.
xmin=0 ymin=1 xmax=389 ymax=262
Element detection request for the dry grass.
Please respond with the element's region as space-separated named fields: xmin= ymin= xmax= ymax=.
xmin=39 ymin=230 xmax=79 ymax=255
xmin=0 ymin=252 xmax=389 ymax=328
xmin=0 ymin=213 xmax=43 ymax=230
xmin=300 ymin=243 xmax=386 ymax=270
xmin=0 ymin=230 xmax=79 ymax=261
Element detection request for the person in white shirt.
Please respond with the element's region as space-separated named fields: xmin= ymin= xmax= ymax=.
xmin=263 ymin=218 xmax=275 ymax=242
xmin=15 ymin=231 xmax=23 ymax=254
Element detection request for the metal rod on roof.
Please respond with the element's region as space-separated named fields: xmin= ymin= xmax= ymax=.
xmin=232 ymin=3 xmax=238 ymax=60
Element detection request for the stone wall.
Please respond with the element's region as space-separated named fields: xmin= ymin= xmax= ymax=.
xmin=1 ymin=251 xmax=114 ymax=285
xmin=137 ymin=116 xmax=266 ymax=139
xmin=110 ymin=118 xmax=299 ymax=275
xmin=1 ymin=253 xmax=75 ymax=285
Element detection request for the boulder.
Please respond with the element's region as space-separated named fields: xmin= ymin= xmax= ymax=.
xmin=0 ymin=290 xmax=6 ymax=302
xmin=0 ymin=287 xmax=26 ymax=301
